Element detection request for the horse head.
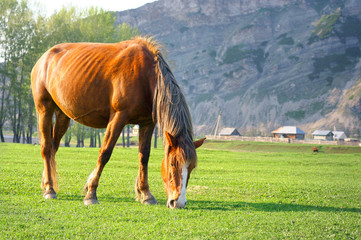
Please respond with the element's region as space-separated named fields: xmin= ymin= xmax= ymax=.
xmin=161 ymin=131 xmax=205 ymax=208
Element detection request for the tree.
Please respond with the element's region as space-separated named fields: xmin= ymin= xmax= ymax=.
xmin=22 ymin=15 xmax=49 ymax=143
xmin=0 ymin=2 xmax=140 ymax=145
xmin=0 ymin=0 xmax=17 ymax=142
xmin=127 ymin=125 xmax=130 ymax=148
xmin=0 ymin=61 xmax=8 ymax=142
xmin=45 ymin=6 xmax=140 ymax=45
xmin=154 ymin=125 xmax=158 ymax=148
xmin=88 ymin=128 xmax=104 ymax=148
xmin=72 ymin=122 xmax=86 ymax=148
xmin=122 ymin=128 xmax=126 ymax=148
xmin=0 ymin=0 xmax=36 ymax=142
xmin=64 ymin=124 xmax=72 ymax=147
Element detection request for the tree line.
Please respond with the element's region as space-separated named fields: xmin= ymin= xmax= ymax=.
xmin=0 ymin=0 xmax=142 ymax=147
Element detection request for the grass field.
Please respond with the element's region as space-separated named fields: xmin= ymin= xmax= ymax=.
xmin=1 ymin=141 xmax=360 ymax=239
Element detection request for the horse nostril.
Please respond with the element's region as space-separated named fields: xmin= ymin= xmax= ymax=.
xmin=169 ymin=199 xmax=176 ymax=208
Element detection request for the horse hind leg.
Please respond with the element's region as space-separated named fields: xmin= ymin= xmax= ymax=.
xmin=48 ymin=108 xmax=70 ymax=191
xmin=53 ymin=108 xmax=70 ymax=152
xmin=135 ymin=123 xmax=158 ymax=205
xmin=38 ymin=104 xmax=70 ymax=200
xmin=37 ymin=100 xmax=58 ymax=199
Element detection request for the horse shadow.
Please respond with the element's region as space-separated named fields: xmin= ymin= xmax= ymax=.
xmin=57 ymin=194 xmax=135 ymax=203
xmin=189 ymin=200 xmax=361 ymax=213
xmin=56 ymin=194 xmax=360 ymax=213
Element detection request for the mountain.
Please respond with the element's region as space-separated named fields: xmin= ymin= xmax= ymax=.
xmin=302 ymin=77 xmax=361 ymax=137
xmin=115 ymin=0 xmax=361 ymax=137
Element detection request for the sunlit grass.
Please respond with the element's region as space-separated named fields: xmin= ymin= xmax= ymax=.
xmin=1 ymin=143 xmax=360 ymax=239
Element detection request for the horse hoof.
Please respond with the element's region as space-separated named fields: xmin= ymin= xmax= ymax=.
xmin=43 ymin=193 xmax=57 ymax=199
xmin=142 ymin=197 xmax=158 ymax=205
xmin=84 ymin=199 xmax=99 ymax=206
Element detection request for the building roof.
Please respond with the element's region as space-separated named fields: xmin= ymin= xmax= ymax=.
xmin=219 ymin=128 xmax=240 ymax=136
xmin=272 ymin=126 xmax=305 ymax=135
xmin=332 ymin=131 xmax=346 ymax=139
xmin=312 ymin=130 xmax=333 ymax=136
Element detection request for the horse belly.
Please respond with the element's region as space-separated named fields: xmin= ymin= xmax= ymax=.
xmin=55 ymin=95 xmax=110 ymax=128
xmin=49 ymin=77 xmax=111 ymax=128
xmin=73 ymin=110 xmax=109 ymax=128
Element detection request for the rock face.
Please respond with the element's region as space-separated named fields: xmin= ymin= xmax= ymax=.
xmin=116 ymin=0 xmax=361 ymax=137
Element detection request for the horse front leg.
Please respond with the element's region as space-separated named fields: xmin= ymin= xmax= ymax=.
xmin=135 ymin=123 xmax=158 ymax=205
xmin=83 ymin=112 xmax=126 ymax=205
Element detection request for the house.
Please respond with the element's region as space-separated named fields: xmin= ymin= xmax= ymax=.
xmin=219 ymin=128 xmax=241 ymax=136
xmin=312 ymin=130 xmax=334 ymax=141
xmin=345 ymin=138 xmax=359 ymax=142
xmin=132 ymin=125 xmax=139 ymax=136
xmin=272 ymin=126 xmax=305 ymax=139
xmin=332 ymin=131 xmax=347 ymax=141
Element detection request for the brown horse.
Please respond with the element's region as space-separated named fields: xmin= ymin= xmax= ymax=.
xmin=31 ymin=37 xmax=205 ymax=209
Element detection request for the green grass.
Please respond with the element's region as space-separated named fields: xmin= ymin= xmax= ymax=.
xmin=1 ymin=142 xmax=360 ymax=239
xmin=203 ymin=139 xmax=361 ymax=154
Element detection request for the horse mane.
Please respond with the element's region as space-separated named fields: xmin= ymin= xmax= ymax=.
xmin=133 ymin=36 xmax=196 ymax=164
xmin=153 ymin=53 xmax=194 ymax=139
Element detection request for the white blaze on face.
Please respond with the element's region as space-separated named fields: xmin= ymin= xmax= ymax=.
xmin=176 ymin=162 xmax=189 ymax=207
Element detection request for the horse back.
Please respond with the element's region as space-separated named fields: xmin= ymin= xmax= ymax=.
xmin=31 ymin=40 xmax=158 ymax=128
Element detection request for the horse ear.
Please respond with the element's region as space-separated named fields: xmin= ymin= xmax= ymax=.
xmin=194 ymin=137 xmax=206 ymax=149
xmin=164 ymin=131 xmax=177 ymax=147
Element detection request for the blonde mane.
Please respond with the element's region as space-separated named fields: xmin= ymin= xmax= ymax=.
xmin=133 ymin=36 xmax=196 ymax=162
xmin=133 ymin=37 xmax=197 ymax=163
xmin=132 ymin=36 xmax=161 ymax=58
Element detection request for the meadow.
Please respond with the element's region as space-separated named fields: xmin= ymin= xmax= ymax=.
xmin=1 ymin=141 xmax=360 ymax=239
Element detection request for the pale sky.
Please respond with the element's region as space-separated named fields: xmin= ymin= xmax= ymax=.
xmin=29 ymin=0 xmax=158 ymax=16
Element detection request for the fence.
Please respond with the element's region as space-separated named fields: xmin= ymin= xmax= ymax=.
xmin=205 ymin=135 xmax=361 ymax=146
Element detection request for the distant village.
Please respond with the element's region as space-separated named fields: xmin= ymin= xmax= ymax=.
xmin=215 ymin=126 xmax=351 ymax=141
xmin=199 ymin=113 xmax=361 ymax=146
xmin=205 ymin=126 xmax=360 ymax=146
xmin=129 ymin=124 xmax=360 ymax=146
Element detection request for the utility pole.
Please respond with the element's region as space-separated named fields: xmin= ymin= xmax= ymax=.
xmin=213 ymin=111 xmax=222 ymax=137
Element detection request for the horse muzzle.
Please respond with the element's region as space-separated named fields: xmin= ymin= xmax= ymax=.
xmin=167 ymin=199 xmax=187 ymax=209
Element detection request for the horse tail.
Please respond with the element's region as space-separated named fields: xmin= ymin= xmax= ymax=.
xmin=153 ymin=52 xmax=194 ymax=141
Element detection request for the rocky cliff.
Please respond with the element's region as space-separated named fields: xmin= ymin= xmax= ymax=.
xmin=116 ymin=0 xmax=361 ymax=137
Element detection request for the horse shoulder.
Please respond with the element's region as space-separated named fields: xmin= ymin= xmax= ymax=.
xmin=107 ymin=43 xmax=157 ymax=116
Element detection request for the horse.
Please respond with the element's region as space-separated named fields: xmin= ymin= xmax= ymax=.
xmin=31 ymin=37 xmax=206 ymax=209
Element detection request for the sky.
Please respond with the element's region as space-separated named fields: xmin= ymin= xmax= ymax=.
xmin=29 ymin=0 xmax=158 ymax=16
